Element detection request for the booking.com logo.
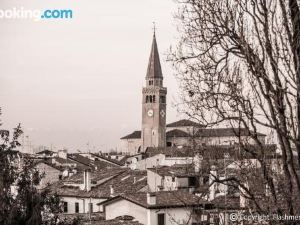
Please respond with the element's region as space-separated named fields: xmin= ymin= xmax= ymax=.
xmin=0 ymin=7 xmax=73 ymax=21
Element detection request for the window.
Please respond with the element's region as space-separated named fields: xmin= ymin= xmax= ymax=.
xmin=203 ymin=176 xmax=209 ymax=184
xmin=146 ymin=95 xmax=149 ymax=103
xmin=59 ymin=174 xmax=62 ymax=180
xmin=89 ymin=203 xmax=93 ymax=213
xmin=75 ymin=202 xmax=79 ymax=213
xmin=149 ymin=95 xmax=153 ymax=103
xmin=153 ymin=95 xmax=156 ymax=103
xmin=188 ymin=177 xmax=197 ymax=187
xmin=167 ymin=142 xmax=172 ymax=147
xmin=157 ymin=213 xmax=165 ymax=225
xmin=63 ymin=202 xmax=68 ymax=213
xmin=160 ymin=96 xmax=166 ymax=103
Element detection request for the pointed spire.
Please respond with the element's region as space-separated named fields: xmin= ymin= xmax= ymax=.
xmin=146 ymin=31 xmax=163 ymax=79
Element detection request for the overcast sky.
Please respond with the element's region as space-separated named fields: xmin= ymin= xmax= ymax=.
xmin=0 ymin=0 xmax=183 ymax=152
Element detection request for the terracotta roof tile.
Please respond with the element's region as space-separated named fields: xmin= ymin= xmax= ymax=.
xmin=195 ymin=128 xmax=266 ymax=137
xmin=166 ymin=119 xmax=204 ymax=128
xmin=102 ymin=191 xmax=209 ymax=209
xmin=166 ymin=129 xmax=189 ymax=138
xmin=36 ymin=149 xmax=55 ymax=155
xmin=51 ymin=168 xmax=147 ymax=198
xmin=120 ymin=131 xmax=141 ymax=140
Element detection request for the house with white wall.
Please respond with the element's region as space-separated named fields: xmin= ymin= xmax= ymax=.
xmin=100 ymin=191 xmax=213 ymax=225
xmin=130 ymin=147 xmax=196 ymax=170
xmin=146 ymin=164 xmax=205 ymax=192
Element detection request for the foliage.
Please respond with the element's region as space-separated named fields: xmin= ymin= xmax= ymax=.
xmin=170 ymin=0 xmax=300 ymax=222
xmin=0 ymin=111 xmax=81 ymax=225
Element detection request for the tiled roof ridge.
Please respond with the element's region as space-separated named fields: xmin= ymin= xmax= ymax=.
xmin=67 ymin=155 xmax=92 ymax=167
xmin=91 ymin=169 xmax=128 ymax=189
xmin=91 ymin=153 xmax=124 ymax=166
xmin=166 ymin=119 xmax=203 ymax=128
xmin=34 ymin=160 xmax=65 ymax=172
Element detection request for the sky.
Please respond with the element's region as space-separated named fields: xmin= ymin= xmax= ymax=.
xmin=0 ymin=0 xmax=183 ymax=152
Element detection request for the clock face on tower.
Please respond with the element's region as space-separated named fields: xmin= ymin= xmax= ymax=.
xmin=147 ymin=109 xmax=154 ymax=117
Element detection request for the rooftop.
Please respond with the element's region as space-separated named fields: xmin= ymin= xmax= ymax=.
xmin=68 ymin=154 xmax=94 ymax=167
xmin=120 ymin=131 xmax=141 ymax=140
xmin=51 ymin=168 xmax=147 ymax=198
xmin=166 ymin=129 xmax=189 ymax=138
xmin=91 ymin=153 xmax=126 ymax=166
xmin=166 ymin=119 xmax=204 ymax=128
xmin=48 ymin=157 xmax=91 ymax=171
xmin=120 ymin=126 xmax=266 ymax=140
xmin=195 ymin=128 xmax=266 ymax=137
xmin=100 ymin=191 xmax=210 ymax=209
xmin=34 ymin=160 xmax=65 ymax=172
xmin=36 ymin=149 xmax=55 ymax=155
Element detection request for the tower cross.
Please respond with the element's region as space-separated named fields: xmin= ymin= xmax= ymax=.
xmin=152 ymin=22 xmax=156 ymax=35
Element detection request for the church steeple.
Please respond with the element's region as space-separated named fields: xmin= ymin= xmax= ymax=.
xmin=146 ymin=33 xmax=163 ymax=79
xmin=141 ymin=30 xmax=167 ymax=152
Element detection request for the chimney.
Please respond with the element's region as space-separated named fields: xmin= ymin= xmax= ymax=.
xmin=147 ymin=193 xmax=156 ymax=205
xmin=86 ymin=169 xmax=91 ymax=192
xmin=194 ymin=153 xmax=203 ymax=173
xmin=81 ymin=169 xmax=92 ymax=192
xmin=209 ymin=165 xmax=217 ymax=201
xmin=110 ymin=185 xmax=114 ymax=196
xmin=133 ymin=177 xmax=137 ymax=184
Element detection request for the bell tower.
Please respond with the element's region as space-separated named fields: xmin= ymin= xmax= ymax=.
xmin=141 ymin=31 xmax=167 ymax=151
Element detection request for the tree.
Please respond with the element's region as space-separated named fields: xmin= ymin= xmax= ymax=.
xmin=0 ymin=111 xmax=81 ymax=225
xmin=170 ymin=0 xmax=300 ymax=222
